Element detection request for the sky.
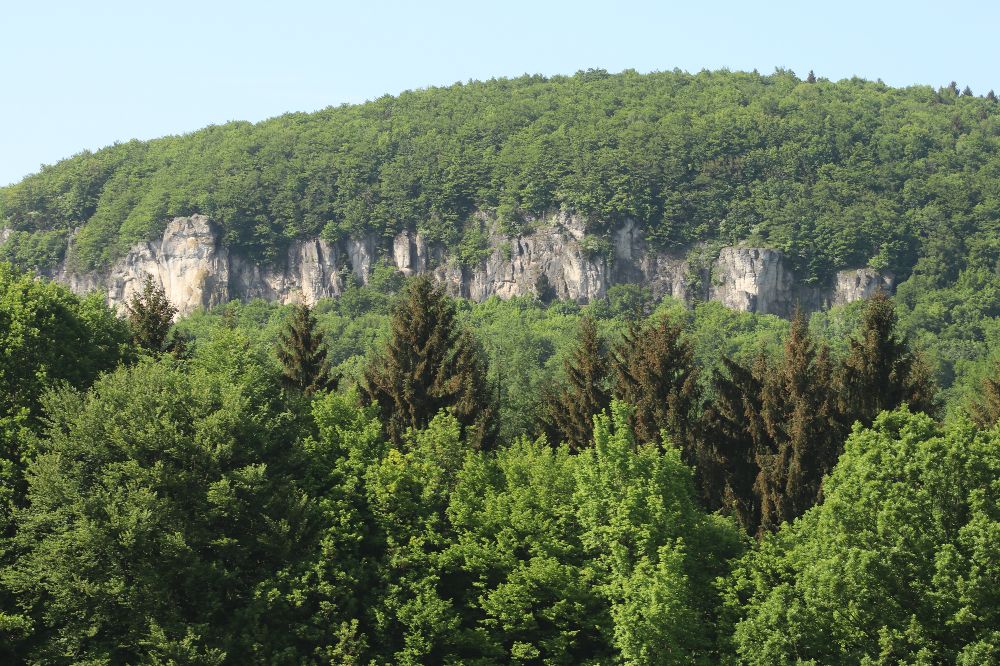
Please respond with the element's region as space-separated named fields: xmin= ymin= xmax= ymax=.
xmin=3 ymin=0 xmax=999 ymax=186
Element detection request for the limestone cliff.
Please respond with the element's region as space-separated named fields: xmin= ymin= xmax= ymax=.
xmin=36 ymin=213 xmax=892 ymax=317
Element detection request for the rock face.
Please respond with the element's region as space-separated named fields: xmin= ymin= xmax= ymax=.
xmin=36 ymin=213 xmax=893 ymax=318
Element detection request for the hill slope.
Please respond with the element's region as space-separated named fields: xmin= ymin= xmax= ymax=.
xmin=2 ymin=68 xmax=999 ymax=289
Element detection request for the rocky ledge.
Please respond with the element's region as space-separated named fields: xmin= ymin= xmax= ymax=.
xmin=39 ymin=213 xmax=892 ymax=318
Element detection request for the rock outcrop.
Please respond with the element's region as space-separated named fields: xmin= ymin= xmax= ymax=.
xmin=34 ymin=213 xmax=893 ymax=318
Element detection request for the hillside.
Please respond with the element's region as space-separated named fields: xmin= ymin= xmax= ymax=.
xmin=3 ymin=68 xmax=1000 ymax=292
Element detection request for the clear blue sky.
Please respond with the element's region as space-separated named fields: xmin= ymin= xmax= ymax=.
xmin=3 ymin=0 xmax=998 ymax=186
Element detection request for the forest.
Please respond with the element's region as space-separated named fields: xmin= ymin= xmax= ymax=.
xmin=0 ymin=262 xmax=997 ymax=664
xmin=2 ymin=67 xmax=1000 ymax=663
xmin=2 ymin=68 xmax=1000 ymax=293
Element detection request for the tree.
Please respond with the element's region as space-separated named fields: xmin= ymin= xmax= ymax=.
xmin=755 ymin=311 xmax=841 ymax=532
xmin=987 ymin=89 xmax=997 ymax=102
xmin=840 ymin=291 xmax=937 ymax=427
xmin=962 ymin=85 xmax=973 ymax=97
xmin=6 ymin=355 xmax=313 ymax=663
xmin=969 ymin=360 xmax=1000 ymax=427
xmin=699 ymin=356 xmax=765 ymax=531
xmin=362 ymin=276 xmax=496 ymax=449
xmin=574 ymin=401 xmax=744 ymax=663
xmin=611 ymin=316 xmax=700 ymax=454
xmin=725 ymin=408 xmax=1000 ymax=664
xmin=125 ymin=274 xmax=177 ymax=352
xmin=806 ymin=70 xmax=816 ymax=84
xmin=276 ymin=303 xmax=336 ymax=395
xmin=539 ymin=316 xmax=610 ymax=452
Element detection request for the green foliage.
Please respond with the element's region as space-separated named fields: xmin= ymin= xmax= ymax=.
xmin=362 ymin=276 xmax=497 ymax=449
xmin=0 ymin=229 xmax=68 ymax=270
xmin=6 ymin=69 xmax=1000 ymax=290
xmin=125 ymin=274 xmax=178 ymax=353
xmin=275 ymin=304 xmax=336 ymax=395
xmin=6 ymin=354 xmax=308 ymax=663
xmin=724 ymin=408 xmax=1000 ymax=664
xmin=540 ymin=316 xmax=611 ymax=451
xmin=611 ymin=317 xmax=700 ymax=451
xmin=841 ymin=291 xmax=938 ymax=426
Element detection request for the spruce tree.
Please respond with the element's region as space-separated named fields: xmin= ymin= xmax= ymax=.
xmin=540 ymin=316 xmax=610 ymax=452
xmin=362 ymin=275 xmax=496 ymax=449
xmin=125 ymin=274 xmax=177 ymax=353
xmin=755 ymin=311 xmax=841 ymax=533
xmin=611 ymin=317 xmax=699 ymax=451
xmin=436 ymin=328 xmax=498 ymax=450
xmin=840 ymin=291 xmax=937 ymax=426
xmin=987 ymin=90 xmax=998 ymax=102
xmin=276 ymin=303 xmax=335 ymax=396
xmin=969 ymin=361 xmax=1000 ymax=427
xmin=806 ymin=69 xmax=816 ymax=84
xmin=699 ymin=356 xmax=765 ymax=531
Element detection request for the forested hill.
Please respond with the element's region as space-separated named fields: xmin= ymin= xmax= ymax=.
xmin=2 ymin=68 xmax=999 ymax=287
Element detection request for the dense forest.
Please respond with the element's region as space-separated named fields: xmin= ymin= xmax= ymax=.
xmin=2 ymin=68 xmax=1000 ymax=663
xmin=1 ymin=263 xmax=998 ymax=664
xmin=2 ymin=69 xmax=1000 ymax=291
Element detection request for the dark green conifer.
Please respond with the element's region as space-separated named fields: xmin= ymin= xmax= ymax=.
xmin=755 ymin=311 xmax=841 ymax=533
xmin=987 ymin=90 xmax=997 ymax=102
xmin=969 ymin=361 xmax=1000 ymax=427
xmin=540 ymin=316 xmax=610 ymax=452
xmin=839 ymin=291 xmax=937 ymax=426
xmin=611 ymin=317 xmax=699 ymax=451
xmin=362 ymin=275 xmax=496 ymax=448
xmin=125 ymin=274 xmax=176 ymax=353
xmin=700 ymin=356 xmax=765 ymax=531
xmin=806 ymin=70 xmax=816 ymax=83
xmin=276 ymin=303 xmax=335 ymax=396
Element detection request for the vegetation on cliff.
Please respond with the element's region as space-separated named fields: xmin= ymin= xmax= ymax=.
xmin=2 ymin=68 xmax=999 ymax=290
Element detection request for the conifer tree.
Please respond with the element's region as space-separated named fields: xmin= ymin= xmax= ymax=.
xmin=969 ymin=361 xmax=1000 ymax=427
xmin=362 ymin=275 xmax=496 ymax=449
xmin=839 ymin=291 xmax=937 ymax=426
xmin=436 ymin=328 xmax=498 ymax=450
xmin=987 ymin=90 xmax=997 ymax=102
xmin=806 ymin=69 xmax=816 ymax=84
xmin=755 ymin=311 xmax=841 ymax=533
xmin=700 ymin=356 xmax=765 ymax=531
xmin=611 ymin=317 xmax=699 ymax=452
xmin=276 ymin=303 xmax=335 ymax=396
xmin=125 ymin=274 xmax=176 ymax=353
xmin=540 ymin=316 xmax=610 ymax=452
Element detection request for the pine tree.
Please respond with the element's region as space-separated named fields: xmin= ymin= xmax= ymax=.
xmin=806 ymin=70 xmax=816 ymax=84
xmin=276 ymin=303 xmax=335 ymax=396
xmin=962 ymin=85 xmax=973 ymax=97
xmin=840 ymin=291 xmax=937 ymax=426
xmin=987 ymin=90 xmax=997 ymax=102
xmin=611 ymin=317 xmax=700 ymax=451
xmin=125 ymin=274 xmax=177 ymax=353
xmin=969 ymin=361 xmax=1000 ymax=427
xmin=362 ymin=275 xmax=496 ymax=449
xmin=540 ymin=316 xmax=610 ymax=452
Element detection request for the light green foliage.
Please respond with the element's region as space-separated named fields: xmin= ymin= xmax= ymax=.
xmin=724 ymin=408 xmax=1000 ymax=664
xmin=575 ymin=402 xmax=744 ymax=664
xmin=449 ymin=437 xmax=609 ymax=664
